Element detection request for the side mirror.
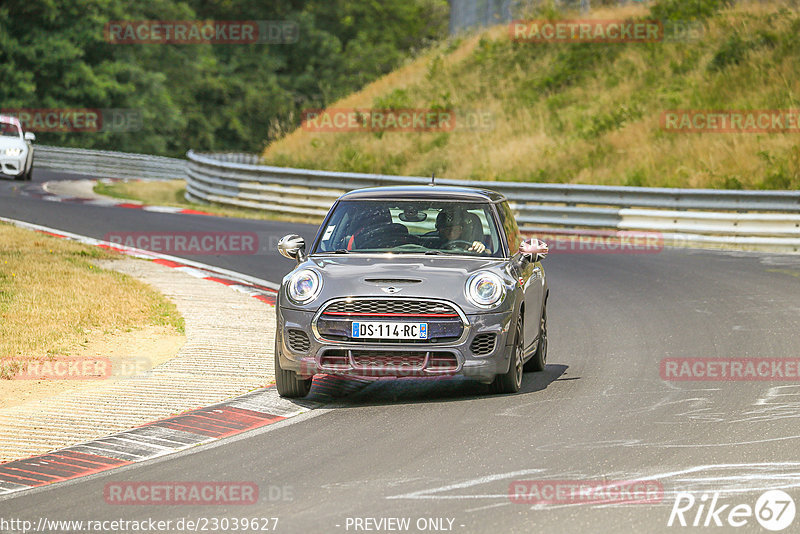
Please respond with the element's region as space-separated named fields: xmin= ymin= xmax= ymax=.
xmin=278 ymin=234 xmax=306 ymax=261
xmin=24 ymin=132 xmax=35 ymax=142
xmin=519 ymin=238 xmax=548 ymax=263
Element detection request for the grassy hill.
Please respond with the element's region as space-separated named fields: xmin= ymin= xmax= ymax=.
xmin=262 ymin=0 xmax=800 ymax=190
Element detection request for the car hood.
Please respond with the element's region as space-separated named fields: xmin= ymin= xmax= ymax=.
xmin=0 ymin=136 xmax=26 ymax=151
xmin=281 ymin=254 xmax=514 ymax=313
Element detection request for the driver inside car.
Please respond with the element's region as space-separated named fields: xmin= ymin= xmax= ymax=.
xmin=434 ymin=207 xmax=487 ymax=254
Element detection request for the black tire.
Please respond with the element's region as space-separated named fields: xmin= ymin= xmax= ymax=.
xmin=524 ymin=305 xmax=547 ymax=372
xmin=490 ymin=313 xmax=523 ymax=394
xmin=25 ymin=165 xmax=33 ymax=181
xmin=274 ymin=337 xmax=312 ymax=398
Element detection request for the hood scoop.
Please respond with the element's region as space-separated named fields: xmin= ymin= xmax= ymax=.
xmin=363 ymin=278 xmax=422 ymax=284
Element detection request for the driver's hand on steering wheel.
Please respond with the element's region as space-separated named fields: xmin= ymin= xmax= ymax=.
xmin=468 ymin=241 xmax=487 ymax=254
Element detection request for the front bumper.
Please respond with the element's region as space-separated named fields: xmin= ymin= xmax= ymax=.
xmin=0 ymin=155 xmax=25 ymax=176
xmin=276 ymin=306 xmax=515 ymax=383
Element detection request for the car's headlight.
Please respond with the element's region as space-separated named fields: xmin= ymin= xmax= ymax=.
xmin=5 ymin=148 xmax=22 ymax=157
xmin=287 ymin=269 xmax=322 ymax=304
xmin=466 ymin=271 xmax=505 ymax=308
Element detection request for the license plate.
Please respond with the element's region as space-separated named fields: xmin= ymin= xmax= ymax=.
xmin=351 ymin=322 xmax=428 ymax=340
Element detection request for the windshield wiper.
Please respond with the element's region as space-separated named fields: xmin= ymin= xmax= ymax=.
xmin=332 ymin=249 xmax=350 ymax=254
xmin=424 ymin=250 xmax=442 ymax=255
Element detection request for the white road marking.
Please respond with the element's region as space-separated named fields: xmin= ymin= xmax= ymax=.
xmin=386 ymin=469 xmax=544 ymax=500
xmin=387 ymin=463 xmax=800 ymax=511
xmin=464 ymin=502 xmax=511 ymax=513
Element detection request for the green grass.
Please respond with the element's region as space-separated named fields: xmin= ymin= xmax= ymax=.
xmin=263 ymin=0 xmax=800 ymax=190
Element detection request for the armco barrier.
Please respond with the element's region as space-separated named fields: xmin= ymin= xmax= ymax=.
xmin=186 ymin=151 xmax=800 ymax=252
xmin=33 ymin=145 xmax=800 ymax=252
xmin=36 ymin=145 xmax=185 ymax=181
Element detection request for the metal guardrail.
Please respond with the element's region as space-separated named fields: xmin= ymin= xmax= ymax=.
xmin=186 ymin=151 xmax=800 ymax=252
xmin=36 ymin=145 xmax=185 ymax=181
xmin=33 ymin=145 xmax=800 ymax=252
xmin=186 ymin=151 xmax=800 ymax=211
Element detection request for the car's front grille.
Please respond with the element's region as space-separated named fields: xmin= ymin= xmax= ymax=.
xmin=322 ymin=299 xmax=459 ymax=317
xmin=319 ymin=350 xmax=349 ymax=369
xmin=287 ymin=329 xmax=310 ymax=354
xmin=351 ymin=351 xmax=426 ymax=370
xmin=426 ymin=353 xmax=459 ymax=370
xmin=317 ymin=299 xmax=464 ymax=344
xmin=470 ymin=333 xmax=497 ymax=356
xmin=318 ymin=349 xmax=460 ymax=375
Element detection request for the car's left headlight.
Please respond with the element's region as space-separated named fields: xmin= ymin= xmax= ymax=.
xmin=287 ymin=269 xmax=322 ymax=304
xmin=5 ymin=148 xmax=22 ymax=157
xmin=466 ymin=271 xmax=505 ymax=309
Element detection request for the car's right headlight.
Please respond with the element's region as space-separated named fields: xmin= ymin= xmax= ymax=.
xmin=466 ymin=271 xmax=505 ymax=309
xmin=287 ymin=269 xmax=322 ymax=304
xmin=5 ymin=148 xmax=22 ymax=157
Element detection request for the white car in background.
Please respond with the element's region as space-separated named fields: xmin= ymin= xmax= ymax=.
xmin=0 ymin=115 xmax=35 ymax=181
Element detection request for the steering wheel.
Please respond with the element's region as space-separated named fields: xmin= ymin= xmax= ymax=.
xmin=354 ymin=224 xmax=411 ymax=248
xmin=355 ymin=226 xmax=388 ymax=244
xmin=441 ymin=240 xmax=475 ymax=250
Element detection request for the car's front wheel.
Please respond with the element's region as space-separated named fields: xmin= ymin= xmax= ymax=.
xmin=490 ymin=314 xmax=523 ymax=394
xmin=524 ymin=305 xmax=547 ymax=372
xmin=274 ymin=337 xmax=312 ymax=398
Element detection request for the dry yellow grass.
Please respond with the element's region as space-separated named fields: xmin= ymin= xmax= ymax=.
xmin=262 ymin=1 xmax=800 ymax=190
xmin=0 ymin=223 xmax=184 ymax=377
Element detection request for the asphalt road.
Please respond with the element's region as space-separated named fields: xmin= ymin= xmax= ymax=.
xmin=0 ymin=170 xmax=316 ymax=283
xmin=1 ymin=171 xmax=800 ymax=533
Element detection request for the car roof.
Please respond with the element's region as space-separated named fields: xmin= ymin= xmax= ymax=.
xmin=338 ymin=185 xmax=506 ymax=203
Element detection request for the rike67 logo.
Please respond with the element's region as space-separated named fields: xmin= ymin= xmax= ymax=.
xmin=668 ymin=490 xmax=796 ymax=531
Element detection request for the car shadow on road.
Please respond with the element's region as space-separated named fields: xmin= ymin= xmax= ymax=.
xmin=311 ymin=364 xmax=569 ymax=407
xmin=520 ymin=364 xmax=570 ymax=394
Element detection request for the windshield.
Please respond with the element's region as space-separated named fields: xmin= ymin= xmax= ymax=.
xmin=313 ymin=200 xmax=505 ymax=258
xmin=0 ymin=121 xmax=21 ymax=137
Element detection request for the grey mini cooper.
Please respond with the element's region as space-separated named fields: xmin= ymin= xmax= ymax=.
xmin=275 ymin=185 xmax=549 ymax=397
